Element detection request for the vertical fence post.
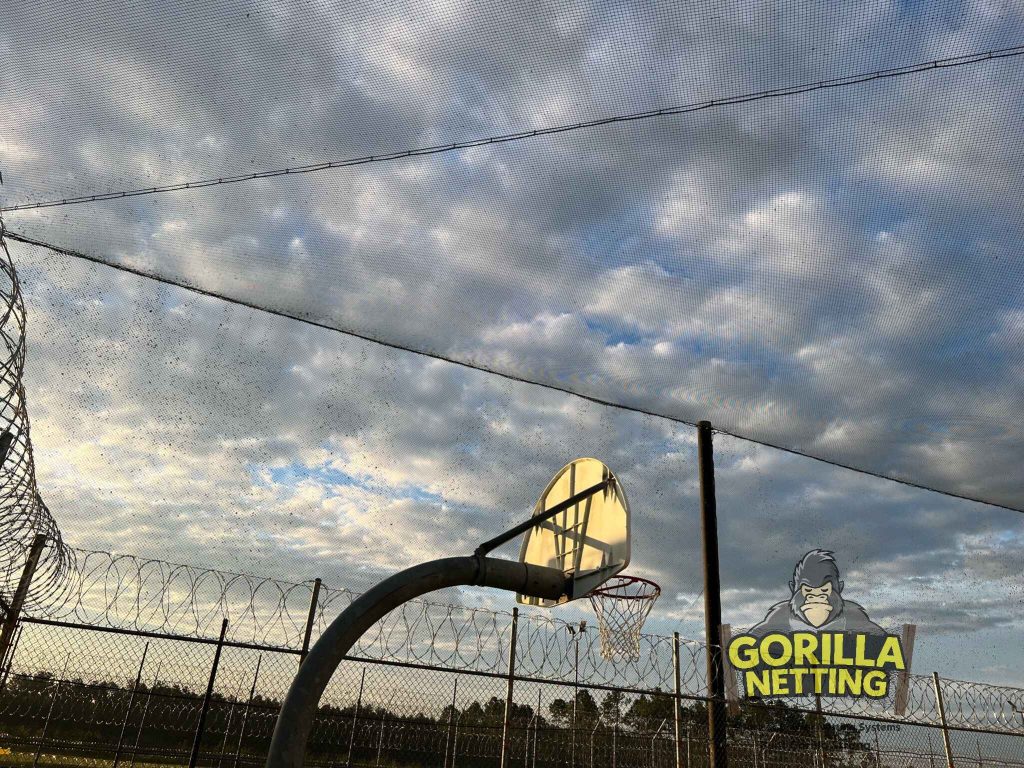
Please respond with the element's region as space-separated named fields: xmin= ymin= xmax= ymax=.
xmin=0 ymin=623 xmax=23 ymax=691
xmin=374 ymin=706 xmax=387 ymax=767
xmin=231 ymin=654 xmax=262 ymax=768
xmin=975 ymin=739 xmax=982 ymax=768
xmin=189 ymin=618 xmax=229 ymax=768
xmin=451 ymin=713 xmax=462 ymax=768
xmin=533 ymin=688 xmax=541 ymax=768
xmin=0 ymin=534 xmax=46 ymax=675
xmin=673 ymin=633 xmax=684 ymax=768
xmin=652 ymin=719 xmax=667 ymax=768
xmin=932 ymin=672 xmax=955 ymax=768
xmin=113 ymin=642 xmax=150 ymax=768
xmin=697 ymin=421 xmax=728 ymax=768
xmin=928 ymin=735 xmax=936 ymax=768
xmin=500 ymin=606 xmax=520 ymax=768
xmin=813 ymin=695 xmax=825 ymax=768
xmin=129 ymin=662 xmax=162 ymax=768
xmin=444 ymin=678 xmax=458 ymax=768
xmin=345 ymin=667 xmax=366 ymax=768
xmin=217 ymin=682 xmax=244 ymax=768
xmin=299 ymin=578 xmax=322 ymax=668
xmin=572 ymin=626 xmax=582 ymax=768
xmin=33 ymin=651 xmax=70 ymax=768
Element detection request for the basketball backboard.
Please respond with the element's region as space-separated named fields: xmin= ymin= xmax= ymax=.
xmin=517 ymin=458 xmax=630 ymax=607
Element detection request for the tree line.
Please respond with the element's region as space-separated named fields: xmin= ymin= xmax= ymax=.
xmin=0 ymin=671 xmax=877 ymax=768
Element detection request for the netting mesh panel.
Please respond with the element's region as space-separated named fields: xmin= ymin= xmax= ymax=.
xmin=589 ymin=577 xmax=661 ymax=662
xmin=6 ymin=49 xmax=1024 ymax=510
xmin=1 ymin=1 xmax=1024 ymax=711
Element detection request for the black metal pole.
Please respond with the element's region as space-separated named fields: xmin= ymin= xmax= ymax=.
xmin=475 ymin=479 xmax=613 ymax=556
xmin=500 ymin=606 xmax=520 ymax=768
xmin=697 ymin=421 xmax=728 ymax=768
xmin=0 ymin=534 xmax=47 ymax=672
xmin=0 ymin=623 xmax=23 ymax=692
xmin=190 ymin=618 xmax=229 ymax=768
xmin=299 ymin=578 xmax=322 ymax=668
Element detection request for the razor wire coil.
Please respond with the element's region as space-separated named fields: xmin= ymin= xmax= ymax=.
xmin=0 ymin=223 xmax=73 ymax=613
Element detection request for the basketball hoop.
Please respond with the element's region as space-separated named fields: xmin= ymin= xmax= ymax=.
xmin=588 ymin=574 xmax=661 ymax=661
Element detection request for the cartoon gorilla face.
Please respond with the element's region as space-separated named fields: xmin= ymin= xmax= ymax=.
xmin=745 ymin=549 xmax=886 ymax=637
xmin=788 ymin=551 xmax=845 ymax=627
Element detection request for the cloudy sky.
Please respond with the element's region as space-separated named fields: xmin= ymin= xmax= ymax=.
xmin=1 ymin=0 xmax=1023 ymax=686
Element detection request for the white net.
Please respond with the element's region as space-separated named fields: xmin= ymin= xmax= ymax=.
xmin=588 ymin=575 xmax=661 ymax=662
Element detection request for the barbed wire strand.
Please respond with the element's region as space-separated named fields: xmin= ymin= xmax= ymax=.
xmin=1 ymin=43 xmax=1022 ymax=213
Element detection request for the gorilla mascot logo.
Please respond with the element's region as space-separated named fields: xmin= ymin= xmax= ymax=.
xmin=748 ymin=549 xmax=885 ymax=636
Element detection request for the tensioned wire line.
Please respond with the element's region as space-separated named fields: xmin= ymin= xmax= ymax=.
xmin=4 ymin=228 xmax=1023 ymax=517
xmin=2 ymin=43 xmax=1024 ymax=213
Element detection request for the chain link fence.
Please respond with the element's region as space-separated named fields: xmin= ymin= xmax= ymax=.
xmin=1 ymin=547 xmax=1022 ymax=768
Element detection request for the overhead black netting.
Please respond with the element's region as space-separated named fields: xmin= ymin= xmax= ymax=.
xmin=1 ymin=0 xmax=1024 ymax=514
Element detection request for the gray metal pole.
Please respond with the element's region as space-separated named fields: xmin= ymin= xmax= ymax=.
xmin=653 ymin=719 xmax=667 ymax=768
xmin=533 ymin=688 xmax=541 ymax=768
xmin=673 ymin=633 xmax=683 ymax=768
xmin=451 ymin=714 xmax=462 ymax=768
xmin=444 ymin=678 xmax=458 ymax=768
xmin=217 ymin=688 xmax=242 ymax=768
xmin=113 ymin=643 xmax=150 ymax=768
xmin=501 ymin=606 xmax=521 ymax=768
xmin=299 ymin=578 xmax=322 ymax=668
xmin=129 ymin=662 xmax=162 ymax=768
xmin=232 ymin=655 xmax=262 ymax=768
xmin=344 ymin=667 xmax=366 ymax=768
xmin=374 ymin=706 xmax=387 ymax=767
xmin=33 ymin=652 xmax=70 ymax=768
xmin=265 ymin=556 xmax=565 ymax=768
xmin=932 ymin=673 xmax=955 ymax=768
xmin=572 ymin=632 xmax=579 ymax=768
xmin=189 ymin=618 xmax=230 ymax=768
xmin=697 ymin=422 xmax=728 ymax=768
xmin=0 ymin=534 xmax=46 ymax=672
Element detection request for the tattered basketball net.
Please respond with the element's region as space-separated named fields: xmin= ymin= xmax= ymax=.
xmin=588 ymin=575 xmax=661 ymax=661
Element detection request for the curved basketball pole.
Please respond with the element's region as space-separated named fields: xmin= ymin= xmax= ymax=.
xmin=264 ymin=478 xmax=613 ymax=768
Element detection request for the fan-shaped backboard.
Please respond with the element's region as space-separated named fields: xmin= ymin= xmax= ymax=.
xmin=517 ymin=458 xmax=630 ymax=607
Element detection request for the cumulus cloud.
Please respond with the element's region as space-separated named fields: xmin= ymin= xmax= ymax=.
xmin=2 ymin=0 xmax=1024 ymax=685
